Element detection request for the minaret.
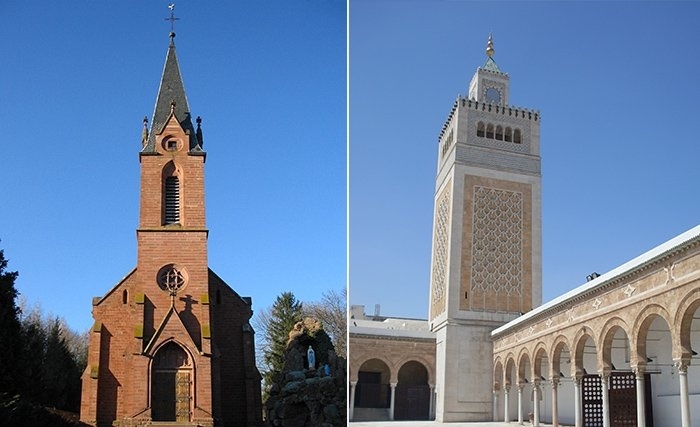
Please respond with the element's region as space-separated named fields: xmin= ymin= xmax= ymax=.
xmin=428 ymin=35 xmax=542 ymax=421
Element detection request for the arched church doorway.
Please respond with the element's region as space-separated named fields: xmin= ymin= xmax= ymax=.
xmin=151 ymin=341 xmax=192 ymax=422
xmin=395 ymin=360 xmax=430 ymax=420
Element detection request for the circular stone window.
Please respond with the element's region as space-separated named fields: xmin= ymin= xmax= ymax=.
xmin=157 ymin=264 xmax=188 ymax=294
xmin=162 ymin=137 xmax=181 ymax=152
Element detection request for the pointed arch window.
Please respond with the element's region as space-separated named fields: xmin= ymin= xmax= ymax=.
xmin=164 ymin=176 xmax=180 ymax=224
xmin=513 ymin=129 xmax=522 ymax=144
xmin=162 ymin=161 xmax=182 ymax=225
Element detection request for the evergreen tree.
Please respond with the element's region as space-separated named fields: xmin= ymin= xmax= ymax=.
xmin=0 ymin=246 xmax=21 ymax=395
xmin=262 ymin=292 xmax=303 ymax=398
xmin=18 ymin=318 xmax=47 ymax=403
xmin=42 ymin=319 xmax=81 ymax=411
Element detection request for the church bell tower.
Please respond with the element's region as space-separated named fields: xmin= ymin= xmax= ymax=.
xmin=80 ymin=25 xmax=262 ymax=427
xmin=428 ymin=35 xmax=542 ymax=421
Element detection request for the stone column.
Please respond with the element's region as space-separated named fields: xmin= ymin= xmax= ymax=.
xmin=600 ymin=372 xmax=610 ymax=427
xmin=429 ymin=385 xmax=435 ymax=420
xmin=632 ymin=367 xmax=646 ymax=427
xmin=517 ymin=383 xmax=524 ymax=425
xmin=493 ymin=389 xmax=499 ymax=421
xmin=551 ymin=377 xmax=559 ymax=427
xmin=349 ymin=381 xmax=357 ymax=421
xmin=389 ymin=382 xmax=397 ymax=421
xmin=504 ymin=384 xmax=511 ymax=423
xmin=533 ymin=379 xmax=541 ymax=427
xmin=574 ymin=376 xmax=583 ymax=427
xmin=675 ymin=360 xmax=691 ymax=427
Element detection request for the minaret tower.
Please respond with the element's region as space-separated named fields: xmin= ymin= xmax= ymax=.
xmin=81 ymin=15 xmax=262 ymax=427
xmin=428 ymin=35 xmax=542 ymax=421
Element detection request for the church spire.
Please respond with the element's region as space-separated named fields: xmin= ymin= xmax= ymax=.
xmin=143 ymin=11 xmax=201 ymax=153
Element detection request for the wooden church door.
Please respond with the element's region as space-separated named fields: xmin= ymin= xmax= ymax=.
xmin=175 ymin=371 xmax=191 ymax=422
xmin=151 ymin=342 xmax=192 ymax=422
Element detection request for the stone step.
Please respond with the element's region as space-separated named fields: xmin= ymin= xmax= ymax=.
xmin=352 ymin=407 xmax=390 ymax=421
xmin=149 ymin=422 xmax=196 ymax=427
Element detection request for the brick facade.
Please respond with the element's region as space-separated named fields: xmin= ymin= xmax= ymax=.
xmin=80 ymin=34 xmax=262 ymax=427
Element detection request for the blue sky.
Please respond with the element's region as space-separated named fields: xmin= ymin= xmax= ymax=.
xmin=349 ymin=1 xmax=700 ymax=319
xmin=0 ymin=1 xmax=346 ymax=332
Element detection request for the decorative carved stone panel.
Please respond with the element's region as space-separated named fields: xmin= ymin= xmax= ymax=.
xmin=430 ymin=181 xmax=452 ymax=319
xmin=461 ymin=176 xmax=532 ymax=313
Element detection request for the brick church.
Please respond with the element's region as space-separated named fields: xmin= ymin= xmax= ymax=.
xmin=80 ymin=31 xmax=262 ymax=427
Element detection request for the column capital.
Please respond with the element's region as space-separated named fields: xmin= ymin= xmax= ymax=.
xmin=517 ymin=383 xmax=525 ymax=392
xmin=350 ymin=380 xmax=358 ymax=387
xmin=390 ymin=382 xmax=398 ymax=388
xmin=631 ymin=365 xmax=645 ymax=378
xmin=674 ymin=359 xmax=690 ymax=374
xmin=550 ymin=377 xmax=560 ymax=388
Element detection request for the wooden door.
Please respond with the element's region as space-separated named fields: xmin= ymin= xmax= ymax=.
xmin=151 ymin=342 xmax=192 ymax=422
xmin=175 ymin=370 xmax=191 ymax=422
xmin=152 ymin=371 xmax=176 ymax=421
xmin=609 ymin=372 xmax=636 ymax=427
xmin=394 ymin=385 xmax=430 ymax=420
xmin=582 ymin=374 xmax=603 ymax=426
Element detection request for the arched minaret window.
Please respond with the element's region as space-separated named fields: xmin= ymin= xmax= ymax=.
xmin=495 ymin=125 xmax=503 ymax=141
xmin=486 ymin=123 xmax=494 ymax=139
xmin=162 ymin=162 xmax=182 ymax=225
xmin=122 ymin=289 xmax=128 ymax=304
xmin=513 ymin=129 xmax=522 ymax=144
xmin=505 ymin=127 xmax=512 ymax=142
xmin=477 ymin=122 xmax=485 ymax=137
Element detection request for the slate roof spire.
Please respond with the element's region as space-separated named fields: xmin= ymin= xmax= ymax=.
xmin=143 ymin=29 xmax=202 ymax=153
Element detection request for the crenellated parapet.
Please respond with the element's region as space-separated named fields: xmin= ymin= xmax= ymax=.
xmin=439 ymin=96 xmax=540 ymax=143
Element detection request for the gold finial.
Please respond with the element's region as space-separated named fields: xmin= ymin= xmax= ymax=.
xmin=486 ymin=33 xmax=495 ymax=58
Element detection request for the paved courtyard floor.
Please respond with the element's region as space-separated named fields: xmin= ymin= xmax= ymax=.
xmin=350 ymin=422 xmax=570 ymax=427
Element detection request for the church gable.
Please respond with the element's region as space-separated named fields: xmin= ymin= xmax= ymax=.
xmin=151 ymin=110 xmax=191 ymax=155
xmin=92 ymin=268 xmax=137 ymax=308
xmin=208 ymin=268 xmax=253 ymax=312
xmin=144 ymin=305 xmax=200 ymax=356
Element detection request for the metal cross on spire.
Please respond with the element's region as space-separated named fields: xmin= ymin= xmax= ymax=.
xmin=165 ymin=4 xmax=180 ymax=35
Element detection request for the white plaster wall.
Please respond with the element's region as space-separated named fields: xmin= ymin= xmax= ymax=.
xmin=434 ymin=323 xmax=494 ymax=422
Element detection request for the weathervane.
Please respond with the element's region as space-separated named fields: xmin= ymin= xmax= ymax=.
xmin=166 ymin=4 xmax=180 ymax=34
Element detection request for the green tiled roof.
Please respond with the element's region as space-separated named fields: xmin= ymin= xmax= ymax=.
xmin=483 ymin=56 xmax=501 ymax=73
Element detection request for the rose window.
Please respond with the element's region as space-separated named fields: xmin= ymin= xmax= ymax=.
xmin=157 ymin=264 xmax=188 ymax=294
